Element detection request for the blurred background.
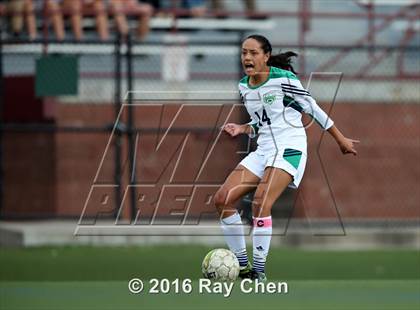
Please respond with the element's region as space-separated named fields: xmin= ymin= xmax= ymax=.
xmin=0 ymin=0 xmax=419 ymax=309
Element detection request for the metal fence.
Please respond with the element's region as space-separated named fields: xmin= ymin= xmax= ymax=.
xmin=0 ymin=30 xmax=419 ymax=230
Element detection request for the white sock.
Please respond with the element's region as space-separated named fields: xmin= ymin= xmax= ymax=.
xmin=252 ymin=216 xmax=272 ymax=273
xmin=220 ymin=212 xmax=248 ymax=268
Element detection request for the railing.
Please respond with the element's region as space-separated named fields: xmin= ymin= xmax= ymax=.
xmin=0 ymin=1 xmax=419 ymax=222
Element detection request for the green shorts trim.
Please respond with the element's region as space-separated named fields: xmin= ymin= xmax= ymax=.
xmin=283 ymin=148 xmax=302 ymax=169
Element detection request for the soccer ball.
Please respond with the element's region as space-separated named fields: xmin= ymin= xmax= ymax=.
xmin=201 ymin=248 xmax=240 ymax=281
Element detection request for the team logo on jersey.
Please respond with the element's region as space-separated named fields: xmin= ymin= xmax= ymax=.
xmin=263 ymin=93 xmax=276 ymax=105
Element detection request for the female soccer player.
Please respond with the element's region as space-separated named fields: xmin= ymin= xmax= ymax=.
xmin=215 ymin=34 xmax=359 ymax=281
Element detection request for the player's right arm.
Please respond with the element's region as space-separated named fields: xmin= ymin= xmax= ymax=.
xmin=222 ymin=122 xmax=256 ymax=138
xmin=224 ymin=87 xmax=260 ymax=138
xmin=222 ymin=101 xmax=261 ymax=137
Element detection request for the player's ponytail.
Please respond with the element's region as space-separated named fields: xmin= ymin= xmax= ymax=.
xmin=245 ymin=34 xmax=298 ymax=74
xmin=267 ymin=51 xmax=298 ymax=74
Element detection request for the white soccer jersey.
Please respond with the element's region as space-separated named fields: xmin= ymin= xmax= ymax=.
xmin=238 ymin=66 xmax=334 ymax=154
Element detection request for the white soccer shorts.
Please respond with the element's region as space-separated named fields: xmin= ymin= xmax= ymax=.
xmin=239 ymin=147 xmax=307 ymax=189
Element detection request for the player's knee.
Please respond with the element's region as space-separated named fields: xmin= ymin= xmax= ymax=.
xmin=214 ymin=189 xmax=228 ymax=209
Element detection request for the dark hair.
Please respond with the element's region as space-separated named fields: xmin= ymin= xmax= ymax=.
xmin=245 ymin=34 xmax=298 ymax=74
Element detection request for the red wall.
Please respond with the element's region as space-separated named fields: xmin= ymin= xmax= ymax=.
xmin=2 ymin=102 xmax=419 ymax=220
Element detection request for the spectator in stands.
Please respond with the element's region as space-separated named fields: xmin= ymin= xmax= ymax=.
xmin=62 ymin=0 xmax=109 ymax=41
xmin=3 ymin=0 xmax=37 ymax=40
xmin=42 ymin=0 xmax=108 ymax=41
xmin=184 ymin=0 xmax=206 ymax=17
xmin=210 ymin=0 xmax=258 ymax=18
xmin=44 ymin=0 xmax=65 ymax=41
xmin=159 ymin=0 xmax=207 ymax=18
xmin=109 ymin=0 xmax=153 ymax=40
xmin=142 ymin=0 xmax=160 ymax=11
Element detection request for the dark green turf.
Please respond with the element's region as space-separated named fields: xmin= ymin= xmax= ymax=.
xmin=0 ymin=246 xmax=419 ymax=281
xmin=1 ymin=280 xmax=419 ymax=310
xmin=1 ymin=246 xmax=419 ymax=309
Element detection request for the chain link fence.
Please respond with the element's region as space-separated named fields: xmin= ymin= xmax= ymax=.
xmin=0 ymin=32 xmax=419 ymax=235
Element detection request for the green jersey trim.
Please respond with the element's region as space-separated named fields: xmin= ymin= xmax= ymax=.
xmin=283 ymin=95 xmax=303 ymax=113
xmin=239 ymin=67 xmax=298 ymax=89
xmin=250 ymin=122 xmax=259 ymax=134
xmin=270 ymin=66 xmax=298 ymax=80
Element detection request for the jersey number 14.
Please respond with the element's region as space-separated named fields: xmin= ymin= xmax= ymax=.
xmin=255 ymin=109 xmax=271 ymax=126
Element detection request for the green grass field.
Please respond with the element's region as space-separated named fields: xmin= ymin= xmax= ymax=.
xmin=1 ymin=246 xmax=419 ymax=310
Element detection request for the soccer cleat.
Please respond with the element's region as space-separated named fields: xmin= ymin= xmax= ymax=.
xmin=238 ymin=262 xmax=253 ymax=279
xmin=249 ymin=270 xmax=267 ymax=282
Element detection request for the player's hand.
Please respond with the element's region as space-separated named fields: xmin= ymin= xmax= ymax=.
xmin=222 ymin=123 xmax=244 ymax=137
xmin=339 ymin=137 xmax=360 ymax=156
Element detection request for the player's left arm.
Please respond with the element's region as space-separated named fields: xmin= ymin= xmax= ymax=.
xmin=282 ymin=79 xmax=360 ymax=156
xmin=327 ymin=125 xmax=360 ymax=155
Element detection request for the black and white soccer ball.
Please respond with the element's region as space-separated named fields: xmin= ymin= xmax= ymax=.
xmin=201 ymin=248 xmax=240 ymax=281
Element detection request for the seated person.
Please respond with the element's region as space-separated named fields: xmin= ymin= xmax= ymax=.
xmin=42 ymin=0 xmax=108 ymax=41
xmin=109 ymin=0 xmax=153 ymax=40
xmin=3 ymin=0 xmax=37 ymax=40
xmin=159 ymin=0 xmax=207 ymax=18
xmin=61 ymin=0 xmax=109 ymax=41
xmin=183 ymin=0 xmax=206 ymax=17
xmin=44 ymin=0 xmax=65 ymax=40
xmin=210 ymin=0 xmax=262 ymax=18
